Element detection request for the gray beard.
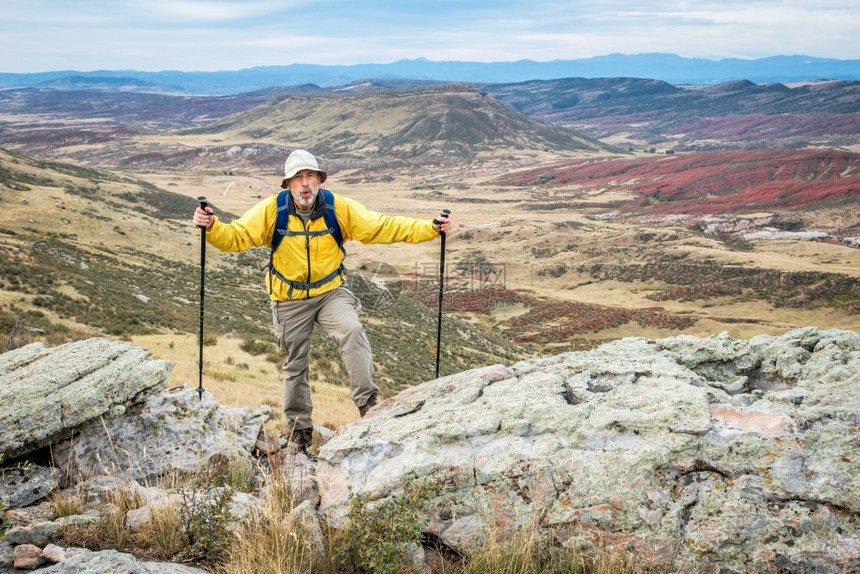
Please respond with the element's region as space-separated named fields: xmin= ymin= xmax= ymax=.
xmin=292 ymin=189 xmax=318 ymax=210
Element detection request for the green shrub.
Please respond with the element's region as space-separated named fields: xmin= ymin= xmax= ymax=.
xmin=176 ymin=484 xmax=235 ymax=563
xmin=338 ymin=478 xmax=431 ymax=574
xmin=240 ymin=339 xmax=274 ymax=355
xmin=221 ymin=457 xmax=255 ymax=493
xmin=0 ymin=501 xmax=6 ymax=540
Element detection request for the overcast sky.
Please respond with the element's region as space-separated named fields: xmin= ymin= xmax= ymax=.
xmin=2 ymin=0 xmax=858 ymax=73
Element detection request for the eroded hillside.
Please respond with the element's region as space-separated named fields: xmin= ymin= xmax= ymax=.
xmin=495 ymin=149 xmax=860 ymax=237
xmin=484 ymin=77 xmax=860 ymax=151
xmin=184 ymin=83 xmax=612 ymax=158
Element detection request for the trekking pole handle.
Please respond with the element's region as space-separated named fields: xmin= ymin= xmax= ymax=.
xmin=433 ymin=208 xmax=451 ymax=226
xmin=197 ymin=196 xmax=209 ymax=229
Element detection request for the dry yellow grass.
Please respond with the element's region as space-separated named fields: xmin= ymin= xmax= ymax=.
xmin=131 ymin=334 xmax=360 ymax=431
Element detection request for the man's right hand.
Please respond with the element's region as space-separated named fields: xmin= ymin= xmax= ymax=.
xmin=193 ymin=206 xmax=214 ymax=230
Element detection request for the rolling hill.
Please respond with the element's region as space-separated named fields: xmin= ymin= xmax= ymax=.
xmin=185 ymin=83 xmax=614 ymax=158
xmin=0 ymin=84 xmax=617 ymax=171
xmin=2 ymin=76 xmax=858 ymax=167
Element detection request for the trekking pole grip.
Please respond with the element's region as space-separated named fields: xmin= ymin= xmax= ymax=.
xmin=433 ymin=208 xmax=451 ymax=227
xmin=197 ymin=196 xmax=209 ymax=229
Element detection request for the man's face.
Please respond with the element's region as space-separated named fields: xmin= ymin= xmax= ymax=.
xmin=288 ymin=169 xmax=321 ymax=210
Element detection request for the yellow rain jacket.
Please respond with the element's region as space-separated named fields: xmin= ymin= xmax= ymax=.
xmin=204 ymin=189 xmax=440 ymax=301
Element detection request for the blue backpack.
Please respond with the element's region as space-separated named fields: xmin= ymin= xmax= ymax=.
xmin=267 ymin=188 xmax=345 ymax=296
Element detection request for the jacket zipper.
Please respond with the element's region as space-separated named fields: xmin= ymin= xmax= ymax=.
xmin=304 ymin=223 xmax=312 ymax=298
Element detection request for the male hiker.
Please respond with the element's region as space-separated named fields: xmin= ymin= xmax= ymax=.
xmin=192 ymin=149 xmax=452 ymax=451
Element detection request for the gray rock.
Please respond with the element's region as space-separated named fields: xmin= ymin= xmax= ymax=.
xmin=37 ymin=548 xmax=211 ymax=573
xmin=228 ymin=491 xmax=262 ymax=523
xmin=0 ymin=541 xmax=12 ymax=569
xmin=270 ymin=449 xmax=319 ymax=508
xmin=317 ymin=328 xmax=860 ymax=574
xmin=66 ymin=386 xmax=272 ymax=482
xmin=285 ymin=500 xmax=326 ymax=557
xmin=0 ymin=463 xmax=61 ymax=510
xmin=125 ymin=505 xmax=153 ymax=533
xmin=42 ymin=543 xmax=68 ymax=563
xmin=132 ymin=482 xmax=181 ymax=510
xmin=74 ymin=475 xmax=136 ymax=512
xmin=0 ymin=339 xmax=173 ymax=459
xmin=4 ymin=515 xmax=96 ymax=546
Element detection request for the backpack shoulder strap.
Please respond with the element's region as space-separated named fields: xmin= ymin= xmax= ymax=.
xmin=320 ymin=188 xmax=344 ymax=252
xmin=271 ymin=190 xmax=290 ymax=253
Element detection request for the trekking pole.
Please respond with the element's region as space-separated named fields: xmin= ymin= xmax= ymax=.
xmin=196 ymin=196 xmax=208 ymax=401
xmin=433 ymin=209 xmax=450 ymax=379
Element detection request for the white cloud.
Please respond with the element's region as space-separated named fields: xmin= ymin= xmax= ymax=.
xmin=133 ymin=0 xmax=290 ymax=22
xmin=0 ymin=0 xmax=857 ymax=72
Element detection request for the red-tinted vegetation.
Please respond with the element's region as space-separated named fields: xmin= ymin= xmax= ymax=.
xmin=396 ymin=283 xmax=696 ymax=352
xmin=392 ymin=251 xmax=859 ymax=353
xmin=670 ymin=114 xmax=860 ymax=141
xmin=499 ymin=150 xmax=860 ymax=215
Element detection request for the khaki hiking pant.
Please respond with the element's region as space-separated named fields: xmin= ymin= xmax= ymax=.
xmin=271 ymin=286 xmax=376 ymax=431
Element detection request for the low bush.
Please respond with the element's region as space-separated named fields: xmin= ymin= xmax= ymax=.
xmin=337 ymin=478 xmax=431 ymax=574
xmin=240 ymin=339 xmax=274 ymax=355
xmin=175 ymin=484 xmax=235 ymax=563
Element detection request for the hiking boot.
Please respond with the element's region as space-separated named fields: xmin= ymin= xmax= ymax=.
xmin=358 ymin=393 xmax=378 ymax=417
xmin=287 ymin=427 xmax=313 ymax=449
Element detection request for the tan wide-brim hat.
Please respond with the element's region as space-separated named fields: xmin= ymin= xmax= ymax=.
xmin=281 ymin=149 xmax=327 ymax=188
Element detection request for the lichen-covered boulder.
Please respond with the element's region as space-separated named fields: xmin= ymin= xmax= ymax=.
xmin=317 ymin=328 xmax=860 ymax=573
xmin=0 ymin=339 xmax=173 ymax=460
xmin=0 ymin=338 xmax=272 ymax=506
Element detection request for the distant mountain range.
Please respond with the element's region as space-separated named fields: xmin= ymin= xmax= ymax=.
xmin=1 ymin=54 xmax=859 ymax=95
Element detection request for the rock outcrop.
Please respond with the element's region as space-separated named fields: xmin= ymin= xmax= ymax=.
xmin=0 ymin=339 xmax=272 ymax=497
xmin=0 ymin=338 xmax=274 ymax=573
xmin=2 ymin=329 xmax=858 ymax=573
xmin=317 ymin=327 xmax=860 ymax=573
xmin=0 ymin=339 xmax=173 ymax=460
xmin=57 ymin=385 xmax=271 ymax=482
xmin=34 ymin=547 xmax=210 ymax=573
